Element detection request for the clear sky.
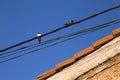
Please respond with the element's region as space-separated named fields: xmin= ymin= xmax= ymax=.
xmin=0 ymin=0 xmax=120 ymax=80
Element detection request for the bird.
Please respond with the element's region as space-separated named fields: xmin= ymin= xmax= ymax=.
xmin=37 ymin=32 xmax=42 ymax=44
xmin=64 ymin=20 xmax=74 ymax=26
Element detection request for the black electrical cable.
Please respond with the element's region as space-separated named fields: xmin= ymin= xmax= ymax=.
xmin=0 ymin=36 xmax=79 ymax=63
xmin=0 ymin=18 xmax=120 ymax=63
xmin=0 ymin=18 xmax=120 ymax=57
xmin=0 ymin=5 xmax=120 ymax=52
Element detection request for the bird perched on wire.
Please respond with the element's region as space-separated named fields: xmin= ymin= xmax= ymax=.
xmin=37 ymin=32 xmax=42 ymax=44
xmin=64 ymin=20 xmax=74 ymax=26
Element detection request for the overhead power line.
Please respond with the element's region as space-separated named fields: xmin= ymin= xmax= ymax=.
xmin=1 ymin=18 xmax=120 ymax=57
xmin=0 ymin=18 xmax=120 ymax=63
xmin=0 ymin=5 xmax=120 ymax=52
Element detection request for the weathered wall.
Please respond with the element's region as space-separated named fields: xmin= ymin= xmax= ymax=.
xmin=77 ymin=53 xmax=120 ymax=80
xmin=46 ymin=36 xmax=120 ymax=80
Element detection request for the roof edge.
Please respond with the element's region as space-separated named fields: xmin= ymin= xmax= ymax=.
xmin=36 ymin=28 xmax=120 ymax=80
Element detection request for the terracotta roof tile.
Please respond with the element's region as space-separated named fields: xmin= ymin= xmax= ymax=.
xmin=93 ymin=34 xmax=114 ymax=49
xmin=36 ymin=28 xmax=120 ymax=80
xmin=112 ymin=28 xmax=120 ymax=37
xmin=56 ymin=57 xmax=75 ymax=70
xmin=36 ymin=68 xmax=56 ymax=80
xmin=74 ymin=46 xmax=94 ymax=60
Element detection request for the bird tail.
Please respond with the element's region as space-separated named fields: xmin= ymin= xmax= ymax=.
xmin=38 ymin=37 xmax=41 ymax=44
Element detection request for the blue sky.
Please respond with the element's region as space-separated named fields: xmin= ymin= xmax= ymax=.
xmin=0 ymin=0 xmax=120 ymax=80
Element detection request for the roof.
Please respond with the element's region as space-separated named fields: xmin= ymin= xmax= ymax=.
xmin=36 ymin=28 xmax=120 ymax=80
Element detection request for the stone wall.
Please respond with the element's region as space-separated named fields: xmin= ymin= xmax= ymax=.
xmin=77 ymin=53 xmax=120 ymax=80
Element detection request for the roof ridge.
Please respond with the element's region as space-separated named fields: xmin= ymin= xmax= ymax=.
xmin=36 ymin=28 xmax=120 ymax=80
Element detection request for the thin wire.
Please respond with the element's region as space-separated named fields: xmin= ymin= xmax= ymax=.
xmin=0 ymin=30 xmax=102 ymax=63
xmin=0 ymin=5 xmax=120 ymax=52
xmin=0 ymin=18 xmax=120 ymax=58
xmin=0 ymin=37 xmax=78 ymax=63
xmin=0 ymin=18 xmax=120 ymax=63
